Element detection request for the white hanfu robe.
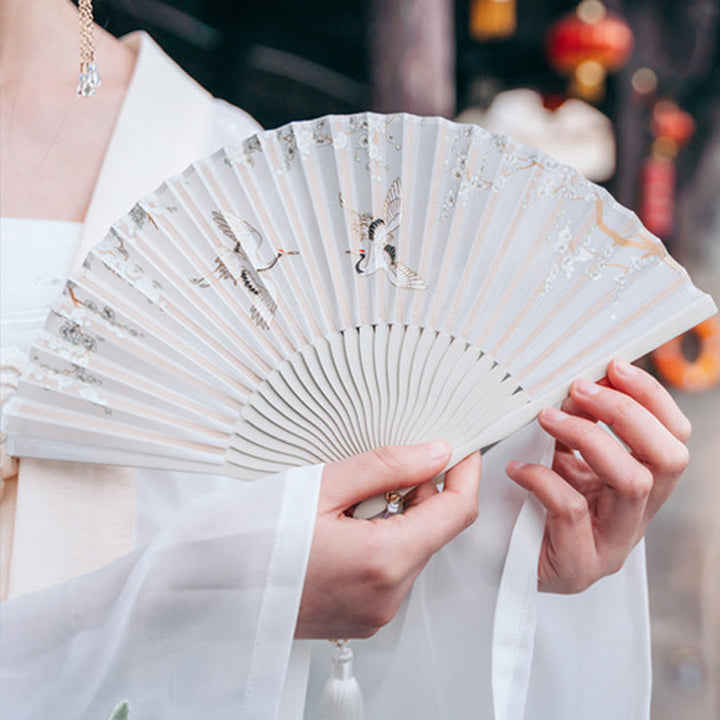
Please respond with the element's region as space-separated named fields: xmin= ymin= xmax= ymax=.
xmin=0 ymin=31 xmax=652 ymax=720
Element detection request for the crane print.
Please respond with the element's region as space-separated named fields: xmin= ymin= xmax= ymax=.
xmin=191 ymin=210 xmax=299 ymax=330
xmin=340 ymin=178 xmax=426 ymax=290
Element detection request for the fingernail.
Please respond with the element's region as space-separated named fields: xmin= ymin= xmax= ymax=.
xmin=420 ymin=440 xmax=450 ymax=461
xmin=506 ymin=460 xmax=526 ymax=475
xmin=540 ymin=407 xmax=567 ymax=423
xmin=574 ymin=378 xmax=600 ymax=396
xmin=613 ymin=359 xmax=636 ymax=378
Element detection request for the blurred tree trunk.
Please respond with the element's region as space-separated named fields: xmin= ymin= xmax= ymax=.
xmin=369 ymin=0 xmax=455 ymax=117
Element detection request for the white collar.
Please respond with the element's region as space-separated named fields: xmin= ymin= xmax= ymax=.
xmin=72 ymin=31 xmax=215 ymax=268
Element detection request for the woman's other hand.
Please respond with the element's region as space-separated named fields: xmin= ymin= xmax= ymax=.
xmin=506 ymin=358 xmax=691 ymax=594
xmin=296 ymin=442 xmax=481 ymax=639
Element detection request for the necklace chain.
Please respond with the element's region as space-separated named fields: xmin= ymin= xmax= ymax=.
xmin=78 ymin=0 xmax=95 ymax=70
xmin=77 ymin=0 xmax=101 ymax=96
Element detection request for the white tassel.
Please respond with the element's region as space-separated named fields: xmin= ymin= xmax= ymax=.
xmin=317 ymin=640 xmax=364 ymax=720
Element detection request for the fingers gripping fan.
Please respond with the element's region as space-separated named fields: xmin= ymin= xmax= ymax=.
xmin=8 ymin=113 xmax=716 ymax=517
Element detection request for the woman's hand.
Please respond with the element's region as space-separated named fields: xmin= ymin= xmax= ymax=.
xmin=506 ymin=359 xmax=691 ymax=594
xmin=296 ymin=442 xmax=481 ymax=639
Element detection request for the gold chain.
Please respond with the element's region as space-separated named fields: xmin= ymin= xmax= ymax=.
xmin=76 ymin=0 xmax=101 ymax=96
xmin=78 ymin=0 xmax=95 ymax=71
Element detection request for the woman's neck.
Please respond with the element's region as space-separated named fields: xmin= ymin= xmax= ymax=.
xmin=0 ymin=0 xmax=79 ymax=88
xmin=0 ymin=0 xmax=137 ymax=221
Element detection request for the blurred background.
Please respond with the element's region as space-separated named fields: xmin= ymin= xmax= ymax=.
xmin=96 ymin=0 xmax=720 ymax=716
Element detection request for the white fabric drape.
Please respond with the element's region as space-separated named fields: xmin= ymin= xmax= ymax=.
xmin=0 ymin=466 xmax=321 ymax=720
xmin=525 ymin=542 xmax=651 ymax=720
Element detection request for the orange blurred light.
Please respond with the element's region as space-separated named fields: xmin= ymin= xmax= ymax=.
xmin=470 ymin=0 xmax=517 ymax=40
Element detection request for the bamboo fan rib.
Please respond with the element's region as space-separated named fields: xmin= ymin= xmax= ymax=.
xmin=7 ymin=112 xmax=716 ymax=518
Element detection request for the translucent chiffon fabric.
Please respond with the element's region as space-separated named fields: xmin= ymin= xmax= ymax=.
xmin=0 ymin=466 xmax=321 ymax=720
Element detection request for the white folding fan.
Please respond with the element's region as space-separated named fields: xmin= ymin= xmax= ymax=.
xmin=7 ymin=112 xmax=716 ymax=518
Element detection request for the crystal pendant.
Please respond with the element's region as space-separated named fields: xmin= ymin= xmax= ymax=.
xmin=77 ymin=62 xmax=102 ymax=97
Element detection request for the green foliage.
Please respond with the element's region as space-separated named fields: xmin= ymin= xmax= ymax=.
xmin=108 ymin=701 xmax=130 ymax=720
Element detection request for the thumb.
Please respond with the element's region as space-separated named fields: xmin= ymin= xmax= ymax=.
xmin=320 ymin=441 xmax=451 ymax=512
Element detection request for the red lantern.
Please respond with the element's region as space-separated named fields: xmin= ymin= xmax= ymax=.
xmin=641 ymin=154 xmax=675 ymax=238
xmin=651 ymin=100 xmax=695 ymax=146
xmin=641 ymin=100 xmax=714 ymax=392
xmin=546 ymin=0 xmax=633 ymax=103
xmin=641 ymin=100 xmax=695 ymax=238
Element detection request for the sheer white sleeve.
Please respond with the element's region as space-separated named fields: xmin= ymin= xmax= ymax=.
xmin=525 ymin=540 xmax=652 ymax=720
xmin=0 ymin=464 xmax=321 ymax=720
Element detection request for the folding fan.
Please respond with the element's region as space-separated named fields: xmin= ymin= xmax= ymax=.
xmin=7 ymin=112 xmax=716 ymax=518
